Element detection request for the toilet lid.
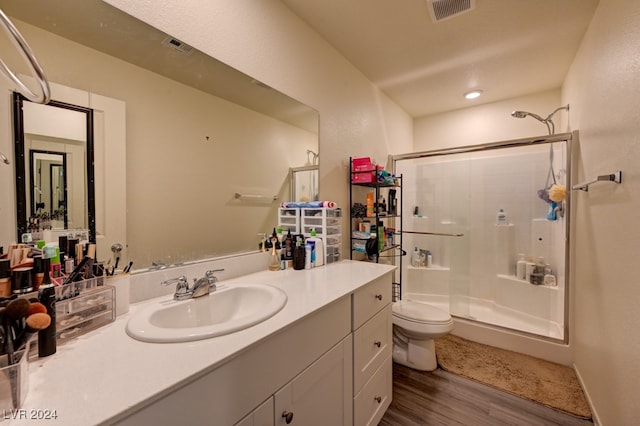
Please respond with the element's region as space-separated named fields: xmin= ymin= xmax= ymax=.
xmin=392 ymin=300 xmax=451 ymax=323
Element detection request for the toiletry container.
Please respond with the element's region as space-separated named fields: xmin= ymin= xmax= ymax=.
xmin=38 ymin=258 xmax=56 ymax=357
xmin=516 ymin=253 xmax=526 ymax=280
xmin=366 ymin=192 xmax=374 ymax=217
xmin=0 ymin=259 xmax=10 ymax=297
xmin=293 ymin=239 xmax=305 ymax=270
xmin=496 ymin=208 xmax=508 ymax=225
xmin=411 ymin=247 xmax=421 ymax=267
xmin=306 ymin=229 xmax=324 ymax=267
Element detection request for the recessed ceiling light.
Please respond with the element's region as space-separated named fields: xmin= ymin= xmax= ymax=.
xmin=464 ymin=90 xmax=483 ymax=100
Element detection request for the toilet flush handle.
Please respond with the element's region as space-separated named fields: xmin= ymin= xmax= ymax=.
xmin=375 ymin=294 xmax=382 ymax=301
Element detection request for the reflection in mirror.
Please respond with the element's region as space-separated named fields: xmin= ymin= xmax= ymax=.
xmin=2 ymin=0 xmax=318 ymax=270
xmin=13 ymin=93 xmax=95 ymax=242
xmin=29 ymin=150 xmax=67 ymax=228
xmin=290 ymin=166 xmax=319 ymax=202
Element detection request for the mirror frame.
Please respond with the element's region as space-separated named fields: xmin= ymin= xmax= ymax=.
xmin=29 ymin=149 xmax=68 ymax=227
xmin=12 ymin=92 xmax=96 ymax=242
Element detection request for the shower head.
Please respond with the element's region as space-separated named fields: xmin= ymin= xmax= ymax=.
xmin=510 ymin=105 xmax=569 ymax=135
xmin=511 ymin=110 xmax=545 ymax=122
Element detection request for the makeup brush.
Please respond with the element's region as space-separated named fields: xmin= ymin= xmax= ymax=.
xmin=27 ymin=302 xmax=47 ymax=316
xmin=14 ymin=312 xmax=51 ymax=351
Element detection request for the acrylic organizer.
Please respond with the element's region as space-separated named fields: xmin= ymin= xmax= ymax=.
xmin=27 ymin=278 xmax=115 ymax=357
xmin=54 ymin=278 xmax=115 ymax=344
xmin=0 ymin=341 xmax=30 ymax=411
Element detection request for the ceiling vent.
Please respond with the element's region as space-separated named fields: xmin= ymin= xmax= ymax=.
xmin=426 ymin=0 xmax=476 ymax=22
xmin=161 ymin=36 xmax=194 ymax=55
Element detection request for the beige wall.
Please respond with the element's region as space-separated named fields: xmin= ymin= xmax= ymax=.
xmin=561 ymin=0 xmax=640 ymax=423
xmin=414 ymin=89 xmax=562 ymax=150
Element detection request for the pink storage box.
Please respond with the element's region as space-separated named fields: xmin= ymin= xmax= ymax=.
xmin=352 ymin=157 xmax=379 ymax=183
xmin=352 ymin=171 xmax=376 ymax=183
xmin=352 ymin=157 xmax=375 ymax=172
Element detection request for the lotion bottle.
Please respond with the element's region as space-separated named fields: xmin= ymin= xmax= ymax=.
xmin=306 ymin=229 xmax=324 ymax=267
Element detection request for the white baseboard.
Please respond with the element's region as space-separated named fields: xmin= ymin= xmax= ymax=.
xmin=573 ymin=363 xmax=601 ymax=425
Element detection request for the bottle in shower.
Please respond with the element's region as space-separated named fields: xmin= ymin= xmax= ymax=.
xmin=516 ymin=253 xmax=527 ymax=280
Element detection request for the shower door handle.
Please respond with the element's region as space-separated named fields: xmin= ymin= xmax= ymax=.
xmin=400 ymin=230 xmax=464 ymax=237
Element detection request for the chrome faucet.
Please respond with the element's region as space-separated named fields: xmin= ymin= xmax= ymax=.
xmin=161 ymin=275 xmax=191 ymax=300
xmin=191 ymin=269 xmax=224 ymax=298
xmin=161 ymin=269 xmax=224 ymax=300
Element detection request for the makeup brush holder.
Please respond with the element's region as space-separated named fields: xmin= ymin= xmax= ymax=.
xmin=0 ymin=341 xmax=30 ymax=411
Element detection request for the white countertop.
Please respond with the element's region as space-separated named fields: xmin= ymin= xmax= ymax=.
xmin=10 ymin=260 xmax=395 ymax=425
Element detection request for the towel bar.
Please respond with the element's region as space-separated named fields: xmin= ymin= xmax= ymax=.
xmin=572 ymin=171 xmax=622 ymax=192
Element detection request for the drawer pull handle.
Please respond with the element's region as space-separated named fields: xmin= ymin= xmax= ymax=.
xmin=374 ymin=341 xmax=382 ymax=348
xmin=374 ymin=396 xmax=382 ymax=404
xmin=375 ymin=294 xmax=383 ymax=301
xmin=282 ymin=411 xmax=294 ymax=424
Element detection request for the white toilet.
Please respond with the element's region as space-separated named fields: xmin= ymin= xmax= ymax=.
xmin=392 ymin=299 xmax=454 ymax=371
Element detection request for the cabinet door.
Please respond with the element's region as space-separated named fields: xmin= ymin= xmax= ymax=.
xmin=274 ymin=336 xmax=353 ymax=426
xmin=235 ymin=397 xmax=274 ymax=426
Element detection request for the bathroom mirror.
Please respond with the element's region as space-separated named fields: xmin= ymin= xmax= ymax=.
xmin=2 ymin=0 xmax=318 ymax=268
xmin=13 ymin=93 xmax=95 ymax=241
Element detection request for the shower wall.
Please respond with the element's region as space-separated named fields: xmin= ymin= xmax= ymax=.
xmin=396 ymin=141 xmax=568 ymax=340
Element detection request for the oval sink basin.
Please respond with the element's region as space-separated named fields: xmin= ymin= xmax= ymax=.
xmin=126 ymin=284 xmax=287 ymax=343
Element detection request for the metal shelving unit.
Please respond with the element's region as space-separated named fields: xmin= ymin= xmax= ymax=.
xmin=349 ymin=157 xmax=403 ymax=301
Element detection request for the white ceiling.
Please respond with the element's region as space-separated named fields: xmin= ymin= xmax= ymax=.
xmin=281 ymin=0 xmax=599 ymax=117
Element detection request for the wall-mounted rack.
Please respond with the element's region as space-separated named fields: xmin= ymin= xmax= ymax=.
xmin=572 ymin=171 xmax=622 ymax=192
xmin=234 ymin=193 xmax=278 ymax=202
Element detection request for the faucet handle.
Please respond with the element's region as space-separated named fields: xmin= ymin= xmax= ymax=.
xmin=161 ymin=275 xmax=188 ymax=287
xmin=204 ymin=269 xmax=224 ymax=282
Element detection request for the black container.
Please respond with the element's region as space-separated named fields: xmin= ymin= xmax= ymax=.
xmin=38 ymin=259 xmax=56 ymax=357
xmin=293 ymin=242 xmax=306 ymax=270
xmin=11 ymin=267 xmax=33 ymax=294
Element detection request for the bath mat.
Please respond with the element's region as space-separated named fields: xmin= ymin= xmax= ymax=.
xmin=435 ymin=335 xmax=592 ymax=419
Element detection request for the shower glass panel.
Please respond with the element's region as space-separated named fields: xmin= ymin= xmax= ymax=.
xmin=394 ymin=137 xmax=569 ymax=341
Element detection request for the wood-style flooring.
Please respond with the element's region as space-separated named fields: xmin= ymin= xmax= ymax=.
xmin=379 ymin=363 xmax=594 ymax=426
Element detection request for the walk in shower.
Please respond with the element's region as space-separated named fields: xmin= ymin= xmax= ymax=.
xmin=392 ymin=133 xmax=571 ymax=343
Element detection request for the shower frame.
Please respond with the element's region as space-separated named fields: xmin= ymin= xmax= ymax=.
xmin=390 ymin=131 xmax=574 ymax=344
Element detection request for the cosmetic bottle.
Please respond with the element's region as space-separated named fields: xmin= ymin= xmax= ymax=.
xmin=304 ymin=243 xmax=312 ymax=269
xmin=306 ymin=229 xmax=324 ymax=267
xmin=496 ymin=208 xmax=509 ymax=225
xmin=0 ymin=259 xmax=10 ymax=297
xmin=32 ymin=255 xmax=45 ymax=290
xmin=38 ymin=258 xmax=56 ymax=357
xmin=12 ymin=267 xmax=33 ymax=294
xmin=411 ymin=247 xmax=421 ymax=267
xmin=426 ymin=250 xmax=433 ymax=268
xmin=293 ymin=239 xmax=305 ymax=270
xmin=366 ymin=192 xmax=374 ymax=217
xmin=284 ymin=230 xmax=294 ymax=261
xmin=268 ymin=239 xmax=280 ymax=271
xmin=516 ymin=253 xmax=526 ymax=280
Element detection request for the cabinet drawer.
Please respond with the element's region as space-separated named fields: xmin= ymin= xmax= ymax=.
xmin=354 ymin=354 xmax=392 ymax=426
xmin=352 ymin=273 xmax=392 ymax=330
xmin=353 ymin=304 xmax=391 ymax=394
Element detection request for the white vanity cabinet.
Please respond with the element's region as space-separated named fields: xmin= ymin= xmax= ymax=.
xmin=274 ymin=336 xmax=353 ymax=425
xmin=352 ymin=273 xmax=393 ymax=425
xmin=235 ymin=397 xmax=274 ymax=426
xmin=114 ymin=269 xmax=394 ymax=426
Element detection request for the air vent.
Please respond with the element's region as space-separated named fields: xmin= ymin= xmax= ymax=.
xmin=426 ymin=0 xmax=476 ymax=22
xmin=161 ymin=36 xmax=194 ymax=55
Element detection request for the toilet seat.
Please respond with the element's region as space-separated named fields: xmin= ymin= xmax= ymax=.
xmin=392 ymin=300 xmax=452 ymax=324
